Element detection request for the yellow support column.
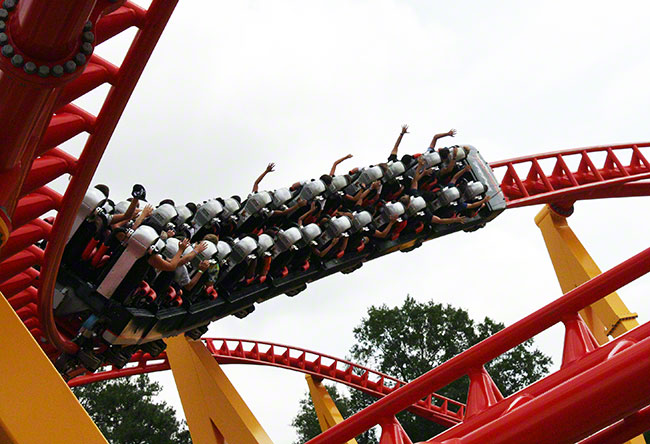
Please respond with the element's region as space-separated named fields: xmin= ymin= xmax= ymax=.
xmin=165 ymin=335 xmax=274 ymax=444
xmin=535 ymin=205 xmax=639 ymax=342
xmin=535 ymin=205 xmax=645 ymax=444
xmin=0 ymin=293 xmax=108 ymax=444
xmin=306 ymin=375 xmax=358 ymax=444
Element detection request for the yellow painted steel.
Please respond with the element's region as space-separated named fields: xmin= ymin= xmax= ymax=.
xmin=166 ymin=335 xmax=274 ymax=444
xmin=535 ymin=205 xmax=639 ymax=342
xmin=0 ymin=292 xmax=108 ymax=444
xmin=306 ymin=375 xmax=358 ymax=444
xmin=535 ymin=205 xmax=645 ymax=444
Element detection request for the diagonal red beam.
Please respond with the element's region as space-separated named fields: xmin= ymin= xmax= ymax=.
xmin=304 ymin=246 xmax=650 ymax=444
xmin=428 ymin=335 xmax=650 ymax=444
xmin=579 ymin=405 xmax=650 ymax=444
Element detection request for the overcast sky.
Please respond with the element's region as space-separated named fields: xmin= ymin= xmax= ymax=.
xmin=61 ymin=1 xmax=650 ymax=442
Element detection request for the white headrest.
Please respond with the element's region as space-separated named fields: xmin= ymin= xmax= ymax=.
xmin=257 ymin=233 xmax=274 ymax=254
xmin=407 ymin=196 xmax=426 ymax=216
xmin=192 ymin=200 xmax=223 ymax=228
xmin=150 ymin=204 xmax=177 ymax=230
xmin=299 ymin=180 xmax=327 ymax=201
xmin=216 ymin=241 xmax=232 ymax=261
xmin=352 ymin=211 xmax=372 ymax=231
xmin=114 ymin=200 xmax=130 ymax=215
xmin=222 ymin=198 xmax=240 ymax=217
xmin=272 ymin=188 xmax=292 ymax=208
xmin=463 ymin=181 xmax=486 ymax=201
xmin=174 ymin=206 xmax=193 ymax=224
xmin=328 ymin=175 xmax=349 ymax=193
xmin=360 ymin=165 xmax=383 ymax=185
xmin=300 ymin=223 xmax=322 ymax=242
xmin=421 ymin=152 xmax=442 ymax=168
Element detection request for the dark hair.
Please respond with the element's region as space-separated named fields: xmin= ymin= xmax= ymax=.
xmin=94 ymin=184 xmax=110 ymax=198
xmin=231 ymin=195 xmax=241 ymax=204
xmin=422 ymin=191 xmax=436 ymax=203
xmin=319 ymin=174 xmax=333 ymax=186
xmin=399 ymin=195 xmax=410 ymax=207
xmin=216 ymin=197 xmax=225 ymax=205
xmin=210 ymin=220 xmax=222 ymax=235
xmin=439 ymin=148 xmax=450 ymax=160
xmin=186 ymin=202 xmax=197 ymax=215
xmin=159 ymin=199 xmax=175 ymax=207
xmin=401 ymin=154 xmax=413 ymax=166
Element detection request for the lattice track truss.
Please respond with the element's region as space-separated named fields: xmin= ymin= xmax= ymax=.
xmin=0 ymin=0 xmax=178 ymax=357
xmin=490 ymin=142 xmax=650 ymax=208
xmin=69 ymin=338 xmax=466 ymax=428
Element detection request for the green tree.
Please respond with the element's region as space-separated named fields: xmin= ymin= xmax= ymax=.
xmin=72 ymin=374 xmax=192 ymax=444
xmin=293 ymin=296 xmax=553 ymax=443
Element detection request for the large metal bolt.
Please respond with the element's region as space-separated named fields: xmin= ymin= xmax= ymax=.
xmin=0 ymin=20 xmax=5 ymax=32
xmin=80 ymin=42 xmax=93 ymax=56
xmin=51 ymin=64 xmax=64 ymax=77
xmin=23 ymin=61 xmax=36 ymax=74
xmin=82 ymin=31 xmax=95 ymax=43
xmin=73 ymin=53 xmax=86 ymax=66
xmin=10 ymin=54 xmax=22 ymax=67
xmin=83 ymin=20 xmax=93 ymax=32
xmin=0 ymin=9 xmax=8 ymax=20
xmin=2 ymin=0 xmax=16 ymax=11
xmin=64 ymin=60 xmax=76 ymax=73
xmin=37 ymin=65 xmax=50 ymax=78
xmin=0 ymin=32 xmax=7 ymax=45
xmin=0 ymin=44 xmax=13 ymax=57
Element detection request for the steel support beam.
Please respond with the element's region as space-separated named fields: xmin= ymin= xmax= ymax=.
xmin=166 ymin=335 xmax=274 ymax=444
xmin=0 ymin=292 xmax=108 ymax=444
xmin=536 ymin=204 xmax=645 ymax=443
xmin=535 ymin=204 xmax=639 ymax=342
xmin=306 ymin=375 xmax=358 ymax=444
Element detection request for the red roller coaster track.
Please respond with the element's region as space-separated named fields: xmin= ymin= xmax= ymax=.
xmin=69 ymin=338 xmax=466 ymax=427
xmin=1 ymin=1 xmax=650 ymax=443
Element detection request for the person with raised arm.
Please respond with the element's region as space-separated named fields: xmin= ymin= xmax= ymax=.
xmin=330 ymin=154 xmax=353 ymax=175
xmin=252 ymin=162 xmax=275 ymax=193
xmin=387 ymin=124 xmax=409 ymax=162
xmin=428 ymin=128 xmax=456 ymax=150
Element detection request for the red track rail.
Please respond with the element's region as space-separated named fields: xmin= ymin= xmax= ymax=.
xmin=0 ymin=0 xmax=178 ymax=357
xmin=489 ymin=142 xmax=650 ymax=208
xmin=69 ymin=338 xmax=466 ymax=427
xmin=305 ymin=246 xmax=650 ymax=444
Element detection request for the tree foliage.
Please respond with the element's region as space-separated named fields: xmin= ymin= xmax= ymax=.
xmin=293 ymin=296 xmax=553 ymax=443
xmin=72 ymin=374 xmax=191 ymax=444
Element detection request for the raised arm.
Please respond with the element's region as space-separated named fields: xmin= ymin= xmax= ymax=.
xmin=298 ymin=201 xmax=319 ymax=226
xmin=132 ymin=204 xmax=153 ymax=230
xmin=389 ymin=125 xmax=409 ymax=159
xmin=185 ymin=260 xmax=210 ymax=290
xmin=429 ymin=128 xmax=456 ymax=150
xmin=330 ymin=154 xmax=353 ymax=175
xmin=252 ymin=163 xmax=275 ymax=193
xmin=148 ymin=238 xmax=189 ymax=272
xmin=179 ymin=241 xmax=208 ymax=266
xmin=449 ymin=164 xmax=471 ymax=185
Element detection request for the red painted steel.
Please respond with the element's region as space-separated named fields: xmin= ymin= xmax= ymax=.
xmin=489 ymin=143 xmax=650 ymax=208
xmin=305 ymin=246 xmax=650 ymax=444
xmin=35 ymin=0 xmax=177 ymax=355
xmin=579 ymin=406 xmax=650 ymax=444
xmin=426 ymin=336 xmax=650 ymax=444
xmin=68 ymin=338 xmax=466 ymax=427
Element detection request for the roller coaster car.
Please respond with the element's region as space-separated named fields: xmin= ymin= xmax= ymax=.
xmin=52 ymin=146 xmax=504 ymax=375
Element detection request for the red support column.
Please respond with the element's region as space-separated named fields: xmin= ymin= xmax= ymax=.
xmin=561 ymin=313 xmax=599 ymax=369
xmin=464 ymin=367 xmax=503 ymax=419
xmin=0 ymin=0 xmax=97 ymax=225
xmin=379 ymin=417 xmax=413 ymax=444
